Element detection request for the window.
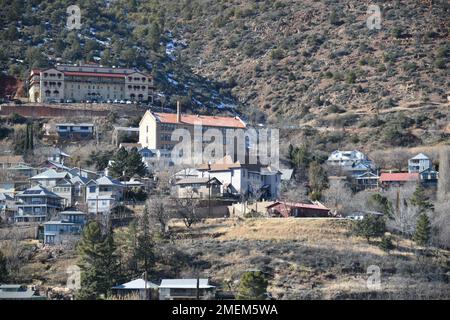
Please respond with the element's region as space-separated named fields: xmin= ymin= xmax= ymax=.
xmin=89 ymin=186 xmax=96 ymax=193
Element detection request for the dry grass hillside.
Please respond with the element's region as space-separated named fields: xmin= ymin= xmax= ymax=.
xmin=4 ymin=218 xmax=449 ymax=299
xmin=167 ymin=218 xmax=450 ymax=299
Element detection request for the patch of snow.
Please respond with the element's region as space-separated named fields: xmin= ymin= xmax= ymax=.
xmin=167 ymin=77 xmax=178 ymax=86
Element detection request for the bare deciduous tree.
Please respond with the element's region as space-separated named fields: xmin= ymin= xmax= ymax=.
xmin=146 ymin=197 xmax=171 ymax=235
xmin=379 ymin=148 xmax=412 ymax=171
xmin=175 ymin=190 xmax=200 ymax=228
xmin=438 ymin=146 xmax=450 ymax=202
xmin=280 ymin=182 xmax=309 ymax=203
xmin=323 ymin=180 xmax=353 ymax=215
xmin=432 ymin=199 xmax=450 ymax=248
xmin=384 ymin=184 xmax=419 ymax=237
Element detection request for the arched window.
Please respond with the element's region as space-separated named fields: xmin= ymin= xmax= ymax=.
xmin=45 ymin=90 xmax=51 ymax=97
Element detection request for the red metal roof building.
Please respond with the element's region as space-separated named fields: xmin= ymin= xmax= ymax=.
xmin=379 ymin=172 xmax=420 ymax=188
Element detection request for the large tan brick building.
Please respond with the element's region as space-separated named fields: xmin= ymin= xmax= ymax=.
xmin=139 ymin=103 xmax=246 ymax=151
xmin=28 ymin=64 xmax=154 ymax=103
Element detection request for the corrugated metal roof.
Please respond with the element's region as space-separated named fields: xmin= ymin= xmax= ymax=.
xmin=112 ymin=279 xmax=158 ymax=290
xmin=31 ymin=169 xmax=69 ymax=180
xmin=159 ymin=279 xmax=215 ymax=289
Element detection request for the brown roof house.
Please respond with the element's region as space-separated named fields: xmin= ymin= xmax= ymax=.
xmin=267 ymin=201 xmax=330 ymax=218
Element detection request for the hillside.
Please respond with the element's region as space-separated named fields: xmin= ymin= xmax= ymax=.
xmin=0 ymin=0 xmax=448 ymax=151
xmin=10 ymin=218 xmax=450 ymax=299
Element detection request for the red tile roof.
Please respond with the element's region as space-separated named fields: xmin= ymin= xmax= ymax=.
xmin=63 ymin=71 xmax=127 ymax=78
xmin=379 ymin=172 xmax=419 ymax=182
xmin=154 ymin=112 xmax=246 ymax=128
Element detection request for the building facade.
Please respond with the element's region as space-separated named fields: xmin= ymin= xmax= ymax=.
xmin=408 ymin=153 xmax=433 ymax=173
xmin=139 ymin=104 xmax=246 ymax=152
xmin=15 ymin=185 xmax=63 ymax=223
xmin=29 ymin=64 xmax=154 ymax=103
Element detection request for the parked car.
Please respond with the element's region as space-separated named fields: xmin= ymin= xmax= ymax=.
xmin=119 ymin=100 xmax=125 ymax=104
xmin=126 ymin=100 xmax=132 ymax=104
xmin=113 ymin=99 xmax=119 ymax=103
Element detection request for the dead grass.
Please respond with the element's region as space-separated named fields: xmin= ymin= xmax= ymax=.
xmin=170 ymin=218 xmax=450 ymax=299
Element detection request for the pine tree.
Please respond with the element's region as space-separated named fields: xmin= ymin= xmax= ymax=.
xmin=410 ymin=185 xmax=433 ymax=213
xmin=29 ymin=123 xmax=34 ymax=150
xmin=308 ymin=161 xmax=327 ymax=201
xmin=0 ymin=250 xmax=8 ymax=283
xmin=353 ymin=215 xmax=386 ymax=243
xmin=288 ymin=144 xmax=294 ymax=161
xmin=126 ymin=147 xmax=147 ymax=177
xmin=25 ymin=123 xmax=30 ymax=150
xmin=76 ymin=222 xmax=121 ymax=300
xmin=109 ymin=147 xmax=129 ymax=179
xmin=414 ymin=213 xmax=431 ymax=246
xmin=237 ymin=271 xmax=268 ymax=300
xmin=379 ymin=235 xmax=394 ymax=253
xmin=135 ymin=206 xmax=154 ymax=274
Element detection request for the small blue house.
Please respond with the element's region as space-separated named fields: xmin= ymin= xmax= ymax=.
xmin=43 ymin=210 xmax=87 ymax=245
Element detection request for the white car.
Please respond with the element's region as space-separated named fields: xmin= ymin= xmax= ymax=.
xmin=126 ymin=100 xmax=132 ymax=104
xmin=113 ymin=99 xmax=119 ymax=103
xmin=119 ymin=100 xmax=126 ymax=104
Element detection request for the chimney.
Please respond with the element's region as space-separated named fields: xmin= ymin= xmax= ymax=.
xmin=176 ymin=101 xmax=181 ymax=123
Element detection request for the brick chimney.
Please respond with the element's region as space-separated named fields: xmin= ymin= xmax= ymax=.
xmin=177 ymin=101 xmax=181 ymax=123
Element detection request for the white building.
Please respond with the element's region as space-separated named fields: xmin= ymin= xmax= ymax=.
xmin=408 ymin=153 xmax=432 ymax=173
xmin=86 ymin=176 xmax=124 ymax=214
xmin=176 ymin=155 xmax=282 ymax=200
xmin=327 ymin=150 xmax=370 ymax=167
xmin=30 ymin=169 xmax=71 ymax=188
xmin=159 ymin=279 xmax=215 ymax=300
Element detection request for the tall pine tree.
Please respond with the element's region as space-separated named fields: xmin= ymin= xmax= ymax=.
xmin=126 ymin=147 xmax=147 ymax=177
xmin=410 ymin=185 xmax=433 ymax=213
xmin=76 ymin=222 xmax=121 ymax=300
xmin=414 ymin=213 xmax=431 ymax=246
xmin=109 ymin=147 xmax=129 ymax=179
xmin=0 ymin=250 xmax=8 ymax=283
xmin=135 ymin=205 xmax=154 ymax=274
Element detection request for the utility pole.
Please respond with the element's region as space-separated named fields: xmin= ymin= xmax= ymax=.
xmin=196 ymin=276 xmax=200 ymax=300
xmin=143 ymin=271 xmax=149 ymax=300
